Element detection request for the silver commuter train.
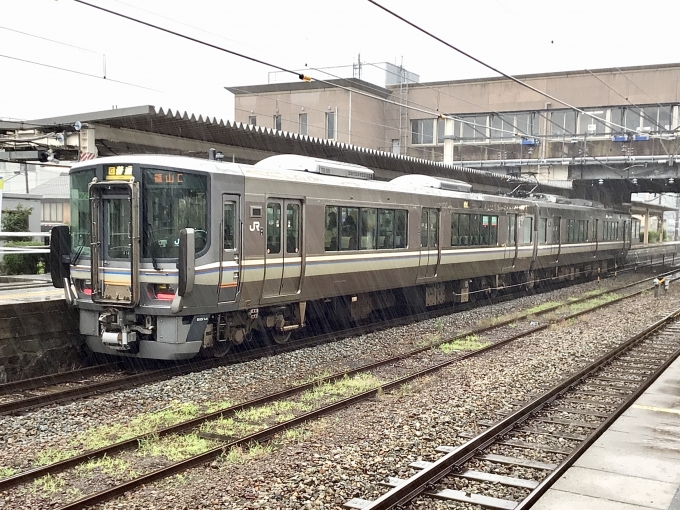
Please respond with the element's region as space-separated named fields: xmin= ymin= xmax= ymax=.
xmin=49 ymin=154 xmax=631 ymax=360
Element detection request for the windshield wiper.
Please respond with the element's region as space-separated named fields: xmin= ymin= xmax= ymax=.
xmin=145 ymin=223 xmax=161 ymax=271
xmin=71 ymin=233 xmax=90 ymax=266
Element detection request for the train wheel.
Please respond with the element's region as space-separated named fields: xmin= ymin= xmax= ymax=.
xmin=269 ymin=329 xmax=291 ymax=345
xmin=210 ymin=341 xmax=232 ymax=358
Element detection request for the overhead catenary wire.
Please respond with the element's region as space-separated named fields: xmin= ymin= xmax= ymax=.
xmin=365 ymin=0 xmax=637 ymax=136
xmin=0 ymin=53 xmax=158 ymax=91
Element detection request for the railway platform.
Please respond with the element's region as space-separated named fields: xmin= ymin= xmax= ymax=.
xmin=532 ymin=354 xmax=680 ymax=510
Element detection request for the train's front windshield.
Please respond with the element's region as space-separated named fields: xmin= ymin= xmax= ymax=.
xmin=142 ymin=168 xmax=208 ymax=260
xmin=70 ymin=169 xmax=96 ymax=260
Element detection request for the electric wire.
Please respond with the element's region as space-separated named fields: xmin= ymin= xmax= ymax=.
xmin=0 ymin=53 xmax=159 ymax=91
xmin=0 ymin=25 xmax=102 ymax=54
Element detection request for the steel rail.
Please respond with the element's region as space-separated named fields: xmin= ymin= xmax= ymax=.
xmin=0 ymin=277 xmax=657 ymax=492
xmin=0 ymin=363 xmax=121 ymax=396
xmin=39 ymin=284 xmax=657 ymax=509
xmin=351 ymin=308 xmax=680 ymax=510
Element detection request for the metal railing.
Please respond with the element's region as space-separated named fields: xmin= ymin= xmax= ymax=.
xmin=0 ymin=232 xmax=50 ymax=254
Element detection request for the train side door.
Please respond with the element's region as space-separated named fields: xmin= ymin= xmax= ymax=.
xmin=551 ymin=216 xmax=562 ymax=261
xmin=418 ymin=208 xmax=439 ymax=279
xmin=503 ymin=213 xmax=517 ymax=269
xmin=263 ymin=199 xmax=302 ymax=297
xmin=218 ymin=194 xmax=241 ymax=303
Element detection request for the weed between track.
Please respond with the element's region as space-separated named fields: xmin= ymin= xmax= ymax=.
xmin=440 ymin=335 xmax=490 ymax=353
xmin=568 ymin=293 xmax=621 ymax=313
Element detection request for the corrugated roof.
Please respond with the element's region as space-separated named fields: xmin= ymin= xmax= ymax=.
xmin=30 ymin=173 xmax=69 ymax=199
xmin=22 ymin=105 xmax=570 ymax=194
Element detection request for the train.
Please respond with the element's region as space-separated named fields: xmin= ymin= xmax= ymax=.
xmin=49 ymin=154 xmax=631 ymax=360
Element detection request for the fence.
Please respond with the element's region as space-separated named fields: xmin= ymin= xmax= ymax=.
xmin=0 ymin=232 xmax=50 ymax=254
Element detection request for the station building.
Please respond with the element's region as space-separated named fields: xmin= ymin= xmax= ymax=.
xmin=228 ymin=62 xmax=680 ymax=182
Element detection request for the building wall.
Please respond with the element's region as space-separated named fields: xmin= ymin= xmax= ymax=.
xmin=230 ymin=63 xmax=680 ymax=168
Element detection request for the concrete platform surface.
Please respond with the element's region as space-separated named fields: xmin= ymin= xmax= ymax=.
xmin=533 ymin=355 xmax=680 ymax=510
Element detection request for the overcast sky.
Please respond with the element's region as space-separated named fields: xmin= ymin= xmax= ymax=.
xmin=2 ymin=0 xmax=680 ymax=123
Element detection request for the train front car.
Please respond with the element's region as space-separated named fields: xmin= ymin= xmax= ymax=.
xmin=51 ymin=156 xmax=235 ymax=360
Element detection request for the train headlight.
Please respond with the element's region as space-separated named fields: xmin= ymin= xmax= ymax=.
xmin=150 ymin=283 xmax=176 ymax=301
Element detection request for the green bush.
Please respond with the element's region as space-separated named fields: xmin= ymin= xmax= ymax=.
xmin=2 ymin=241 xmax=45 ymax=275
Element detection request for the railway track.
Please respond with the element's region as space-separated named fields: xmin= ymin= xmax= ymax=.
xmin=1 ymin=267 xmax=666 ymax=416
xmin=0 ymin=271 xmax=669 ymax=509
xmin=344 ymin=310 xmax=680 ymax=509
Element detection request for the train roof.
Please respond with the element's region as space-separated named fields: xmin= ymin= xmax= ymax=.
xmin=70 ymin=155 xmax=625 ymax=213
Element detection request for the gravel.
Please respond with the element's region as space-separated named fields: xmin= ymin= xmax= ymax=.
xmin=0 ymin=273 xmax=675 ymax=509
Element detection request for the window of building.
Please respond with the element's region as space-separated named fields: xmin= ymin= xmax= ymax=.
xmin=325 ymin=112 xmax=335 ymax=140
xmin=248 ymin=116 xmax=257 ymax=126
xmin=299 ymin=114 xmax=308 ymax=136
xmin=581 ymin=111 xmax=606 ymax=135
xmin=42 ymin=202 xmax=63 ymax=223
xmin=437 ymin=118 xmax=446 ymax=144
xmin=490 ymin=114 xmax=514 ymax=139
xmin=273 ymin=115 xmax=281 ymax=131
xmin=625 ymin=108 xmax=641 ymax=131
xmin=551 ymin=110 xmax=577 ymax=136
xmin=411 ymin=119 xmax=434 ymax=144
xmin=462 ymin=115 xmax=488 ymax=140
xmin=641 ymin=106 xmax=673 ymax=131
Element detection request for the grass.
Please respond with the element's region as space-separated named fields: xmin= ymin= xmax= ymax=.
xmin=526 ymin=301 xmax=563 ymax=315
xmin=32 ymin=474 xmax=64 ymax=494
xmin=584 ymin=289 xmax=605 ymax=297
xmin=569 ymin=293 xmax=620 ymax=313
xmin=283 ymin=426 xmax=311 ymax=443
xmin=137 ymin=433 xmax=214 ymax=462
xmin=440 ymin=334 xmax=489 ymax=353
xmin=219 ymin=442 xmax=274 ymax=465
xmin=75 ymin=455 xmax=138 ymax=479
xmin=0 ymin=467 xmax=17 ymax=479
xmin=36 ymin=401 xmax=214 ymax=466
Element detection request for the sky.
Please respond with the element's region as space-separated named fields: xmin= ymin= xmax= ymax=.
xmin=2 ymin=0 xmax=680 ymax=123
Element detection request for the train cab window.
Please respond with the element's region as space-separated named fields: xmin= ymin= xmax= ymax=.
xmin=360 ymin=208 xmax=377 ymax=250
xmin=286 ymin=203 xmax=300 ymax=253
xmin=539 ymin=218 xmax=547 ymax=244
xmin=325 ymin=206 xmax=339 ymax=251
xmin=223 ymin=202 xmax=236 ymax=250
xmin=266 ymin=202 xmax=281 ymax=254
xmin=340 ymin=207 xmax=359 ymax=250
xmin=523 ymin=217 xmax=533 ymax=244
xmin=379 ymin=209 xmax=395 ymax=249
xmin=395 ymin=210 xmax=407 ymax=248
xmin=508 ymin=214 xmax=516 ymax=246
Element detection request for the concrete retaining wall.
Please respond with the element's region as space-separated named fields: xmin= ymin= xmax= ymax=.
xmin=0 ymin=300 xmax=86 ymax=382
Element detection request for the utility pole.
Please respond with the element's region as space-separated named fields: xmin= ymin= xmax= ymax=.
xmin=21 ymin=163 xmax=28 ymax=194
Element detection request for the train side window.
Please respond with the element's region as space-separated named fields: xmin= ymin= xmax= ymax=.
xmin=223 ymin=201 xmax=236 ymax=250
xmin=340 ymin=207 xmax=359 ymax=250
xmin=324 ymin=206 xmax=339 ymax=251
xmin=481 ymin=215 xmax=490 ymax=245
xmin=379 ymin=209 xmax=395 ymax=249
xmin=459 ymin=214 xmax=470 ymax=245
xmin=266 ymin=202 xmax=281 ymax=254
xmin=554 ymin=217 xmax=561 ymax=243
xmin=360 ymin=208 xmax=377 ymax=250
xmin=451 ymin=213 xmax=459 ymax=246
xmin=566 ymin=219 xmax=574 ymax=243
xmin=507 ymin=214 xmax=516 ymax=246
xmin=578 ymin=220 xmax=585 ymax=243
xmin=286 ymin=203 xmax=299 ymax=253
xmin=394 ymin=210 xmax=407 ymax=248
xmin=490 ymin=216 xmax=498 ymax=245
xmin=470 ymin=213 xmax=480 ymax=245
xmin=524 ymin=217 xmax=533 ymax=244
xmin=539 ymin=218 xmax=547 ymax=244
xmin=420 ymin=210 xmax=429 ymax=248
